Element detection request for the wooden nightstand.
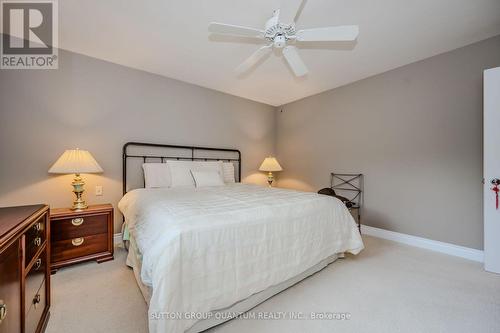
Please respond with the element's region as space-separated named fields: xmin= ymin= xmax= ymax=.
xmin=49 ymin=204 xmax=113 ymax=273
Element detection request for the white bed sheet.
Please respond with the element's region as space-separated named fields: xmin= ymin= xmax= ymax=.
xmin=118 ymin=184 xmax=364 ymax=333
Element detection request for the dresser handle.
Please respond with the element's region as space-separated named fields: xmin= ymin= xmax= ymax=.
xmin=34 ymin=258 xmax=42 ymax=270
xmin=33 ymin=294 xmax=41 ymax=309
xmin=33 ymin=222 xmax=42 ymax=231
xmin=72 ymin=237 xmax=84 ymax=246
xmin=0 ymin=301 xmax=6 ymax=324
xmin=71 ymin=217 xmax=84 ymax=226
xmin=34 ymin=237 xmax=41 ymax=247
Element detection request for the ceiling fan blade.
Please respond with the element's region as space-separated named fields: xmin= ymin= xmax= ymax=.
xmin=209 ymin=22 xmax=264 ymax=38
xmin=235 ymin=45 xmax=273 ymax=75
xmin=279 ymin=0 xmax=306 ymax=24
xmin=283 ymin=46 xmax=308 ymax=77
xmin=296 ymin=25 xmax=359 ymax=42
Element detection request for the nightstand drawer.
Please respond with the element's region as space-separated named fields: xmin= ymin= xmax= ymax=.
xmin=25 ymin=215 xmax=46 ymax=266
xmin=25 ymin=249 xmax=46 ymax=313
xmin=52 ymin=214 xmax=108 ymax=241
xmin=51 ymin=233 xmax=108 ymax=263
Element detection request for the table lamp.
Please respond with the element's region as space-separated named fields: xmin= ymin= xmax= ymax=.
xmin=259 ymin=157 xmax=283 ymax=187
xmin=48 ymin=149 xmax=103 ymax=210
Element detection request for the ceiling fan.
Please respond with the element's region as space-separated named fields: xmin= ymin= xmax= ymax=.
xmin=208 ymin=0 xmax=359 ymax=77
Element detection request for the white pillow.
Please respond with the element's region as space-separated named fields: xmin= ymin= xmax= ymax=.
xmin=222 ymin=162 xmax=236 ymax=183
xmin=142 ymin=163 xmax=171 ymax=188
xmin=191 ymin=170 xmax=225 ymax=187
xmin=167 ymin=161 xmax=197 ymax=188
xmin=167 ymin=160 xmax=223 ymax=188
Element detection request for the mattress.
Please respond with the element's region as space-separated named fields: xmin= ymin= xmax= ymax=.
xmin=126 ymin=229 xmax=340 ymax=333
xmin=118 ymin=183 xmax=364 ymax=333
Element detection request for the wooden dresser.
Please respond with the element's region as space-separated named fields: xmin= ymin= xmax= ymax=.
xmin=50 ymin=204 xmax=113 ymax=273
xmin=0 ymin=205 xmax=50 ymax=333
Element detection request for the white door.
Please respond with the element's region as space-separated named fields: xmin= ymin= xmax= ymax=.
xmin=484 ymin=67 xmax=500 ymax=274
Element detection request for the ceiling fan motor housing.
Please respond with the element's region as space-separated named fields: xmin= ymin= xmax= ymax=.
xmin=265 ymin=9 xmax=296 ymax=49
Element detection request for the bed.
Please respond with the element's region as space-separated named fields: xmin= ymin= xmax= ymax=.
xmin=118 ymin=142 xmax=364 ymax=333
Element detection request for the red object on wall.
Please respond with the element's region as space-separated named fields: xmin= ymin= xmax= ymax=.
xmin=492 ymin=185 xmax=499 ymax=210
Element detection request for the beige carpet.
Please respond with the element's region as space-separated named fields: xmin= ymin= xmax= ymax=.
xmin=45 ymin=236 xmax=500 ymax=333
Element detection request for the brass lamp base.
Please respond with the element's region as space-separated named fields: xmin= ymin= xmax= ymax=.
xmin=71 ymin=173 xmax=88 ymax=211
xmin=267 ymin=172 xmax=274 ymax=187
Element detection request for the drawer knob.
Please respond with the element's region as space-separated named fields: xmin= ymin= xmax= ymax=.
xmin=35 ymin=258 xmax=42 ymax=270
xmin=34 ymin=237 xmax=42 ymax=247
xmin=0 ymin=301 xmax=6 ymax=324
xmin=72 ymin=237 xmax=85 ymax=246
xmin=33 ymin=222 xmax=42 ymax=231
xmin=33 ymin=294 xmax=41 ymax=309
xmin=71 ymin=217 xmax=84 ymax=226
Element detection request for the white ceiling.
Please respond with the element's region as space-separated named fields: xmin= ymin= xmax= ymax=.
xmin=59 ymin=0 xmax=500 ymax=106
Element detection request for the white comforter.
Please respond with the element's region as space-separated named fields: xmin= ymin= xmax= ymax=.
xmin=118 ymin=184 xmax=364 ymax=333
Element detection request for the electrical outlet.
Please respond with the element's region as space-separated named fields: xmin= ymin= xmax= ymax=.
xmin=95 ymin=185 xmax=103 ymax=196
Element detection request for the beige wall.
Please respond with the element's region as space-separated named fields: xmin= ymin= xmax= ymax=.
xmin=2 ymin=36 xmax=499 ymax=249
xmin=275 ymin=35 xmax=500 ymax=250
xmin=0 ymin=49 xmax=276 ymax=232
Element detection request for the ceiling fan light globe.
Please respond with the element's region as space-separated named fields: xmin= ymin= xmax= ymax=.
xmin=274 ymin=35 xmax=286 ymax=48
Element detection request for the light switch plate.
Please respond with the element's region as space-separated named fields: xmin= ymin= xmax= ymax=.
xmin=95 ymin=185 xmax=103 ymax=196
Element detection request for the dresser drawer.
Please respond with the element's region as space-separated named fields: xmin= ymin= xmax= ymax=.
xmin=51 ymin=233 xmax=108 ymax=263
xmin=25 ymin=216 xmax=46 ymax=266
xmin=52 ymin=214 xmax=108 ymax=241
xmin=25 ymin=279 xmax=46 ymax=333
xmin=0 ymin=239 xmax=21 ymax=333
xmin=25 ymin=249 xmax=46 ymax=314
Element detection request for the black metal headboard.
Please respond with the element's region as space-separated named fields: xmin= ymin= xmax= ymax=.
xmin=122 ymin=142 xmax=241 ymax=194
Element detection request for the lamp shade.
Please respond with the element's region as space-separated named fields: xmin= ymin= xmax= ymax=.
xmin=48 ymin=149 xmax=103 ymax=174
xmin=259 ymin=157 xmax=283 ymax=172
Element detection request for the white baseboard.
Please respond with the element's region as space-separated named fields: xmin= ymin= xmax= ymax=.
xmin=113 ymin=232 xmax=123 ymax=247
xmin=361 ymin=225 xmax=484 ymax=262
